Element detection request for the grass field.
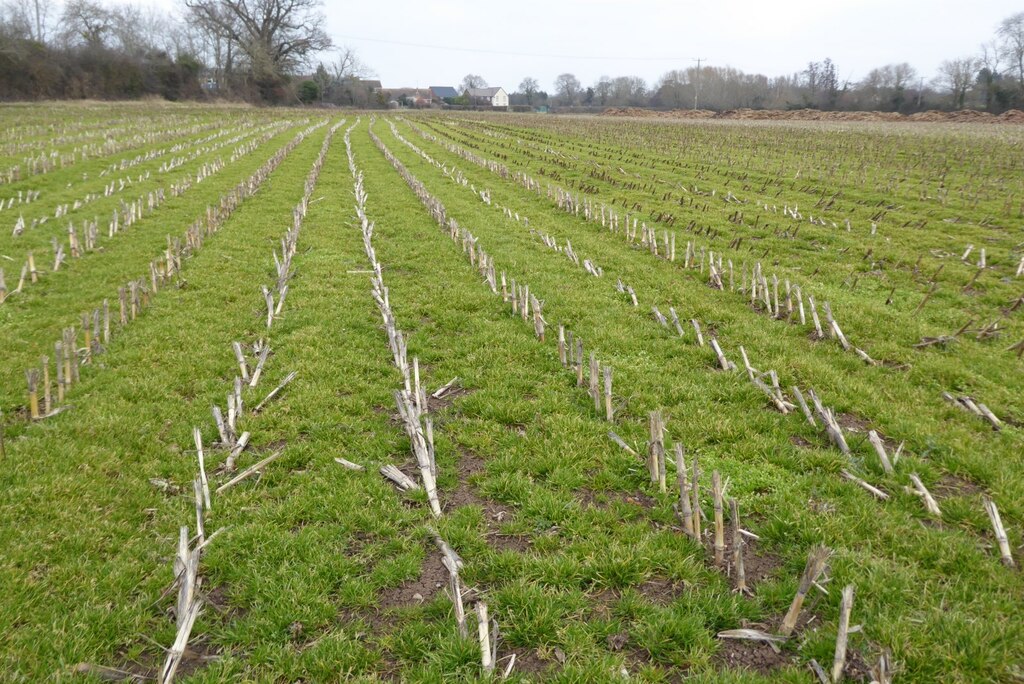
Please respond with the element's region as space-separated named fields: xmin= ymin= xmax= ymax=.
xmin=0 ymin=103 xmax=1022 ymax=683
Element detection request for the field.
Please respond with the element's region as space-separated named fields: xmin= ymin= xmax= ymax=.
xmin=0 ymin=102 xmax=1022 ymax=683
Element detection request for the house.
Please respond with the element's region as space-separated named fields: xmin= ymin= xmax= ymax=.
xmin=465 ymin=87 xmax=509 ymax=108
xmin=383 ymin=88 xmax=433 ymax=108
xmin=430 ymin=86 xmax=459 ymax=102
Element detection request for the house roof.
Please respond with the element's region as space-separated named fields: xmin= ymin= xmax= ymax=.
xmin=430 ymin=86 xmax=459 ymax=99
xmin=466 ymin=87 xmax=502 ymax=97
xmin=383 ymin=88 xmax=430 ymax=99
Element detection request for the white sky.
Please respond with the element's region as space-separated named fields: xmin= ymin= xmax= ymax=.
xmin=142 ymin=0 xmax=1018 ymax=90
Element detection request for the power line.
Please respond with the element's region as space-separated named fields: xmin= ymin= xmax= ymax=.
xmin=333 ymin=34 xmax=694 ymax=62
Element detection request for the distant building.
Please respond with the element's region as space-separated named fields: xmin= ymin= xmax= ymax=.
xmin=465 ymin=87 xmax=509 ymax=108
xmin=430 ymin=86 xmax=459 ymax=102
xmin=383 ymin=88 xmax=433 ymax=108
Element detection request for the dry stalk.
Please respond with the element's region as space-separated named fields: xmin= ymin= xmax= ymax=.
xmin=779 ymin=546 xmax=831 ymax=636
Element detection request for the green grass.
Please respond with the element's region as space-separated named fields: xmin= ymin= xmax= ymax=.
xmin=0 ymin=105 xmax=1022 ymax=682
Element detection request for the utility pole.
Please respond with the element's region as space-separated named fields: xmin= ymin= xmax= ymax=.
xmin=693 ymin=57 xmax=706 ymax=110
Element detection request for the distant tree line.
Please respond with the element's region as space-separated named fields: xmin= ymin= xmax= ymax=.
xmin=520 ymin=12 xmax=1024 ymax=113
xmin=1 ymin=2 xmax=1022 ymax=111
xmin=0 ymin=0 xmax=370 ymax=103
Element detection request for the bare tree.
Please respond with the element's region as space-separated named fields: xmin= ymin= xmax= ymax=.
xmin=185 ymin=0 xmax=331 ymax=96
xmin=980 ymin=39 xmax=1002 ymax=74
xmin=610 ymin=75 xmax=646 ymax=106
xmin=594 ymin=75 xmax=613 ymax=105
xmin=936 ymin=57 xmax=979 ymax=109
xmin=653 ymin=70 xmax=690 ymax=108
xmin=185 ymin=1 xmax=238 ymax=90
xmin=331 ymin=46 xmax=371 ymax=82
xmin=518 ymin=76 xmax=539 ymax=104
xmin=998 ymin=11 xmax=1024 ymax=92
xmin=2 ymin=0 xmax=52 ymax=43
xmin=58 ymin=0 xmax=115 ymax=48
xmin=460 ymin=73 xmax=487 ymax=91
xmin=859 ymin=63 xmax=916 ymax=110
xmin=322 ymin=46 xmax=373 ymax=104
xmin=0 ymin=0 xmax=33 ymax=42
xmin=553 ymin=72 xmax=580 ymax=105
xmin=108 ymin=4 xmax=174 ymax=57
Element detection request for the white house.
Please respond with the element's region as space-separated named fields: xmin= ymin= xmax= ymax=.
xmin=465 ymin=87 xmax=509 ymax=108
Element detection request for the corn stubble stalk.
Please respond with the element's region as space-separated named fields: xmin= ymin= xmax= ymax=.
xmin=575 ymin=339 xmax=584 ymax=387
xmin=691 ymin=454 xmax=702 ymax=541
xmin=908 ymin=473 xmax=941 ymax=517
xmin=712 ymin=471 xmax=725 ymax=564
xmin=983 ymin=497 xmax=1014 ymax=567
xmin=253 ymin=371 xmax=297 ymax=413
xmin=603 ymin=366 xmax=613 ymax=421
xmin=193 ymin=428 xmax=211 ymax=511
xmin=160 ymin=522 xmax=216 ymax=684
xmin=867 ymin=431 xmax=894 ymax=474
xmin=730 ymin=498 xmax=748 ymax=594
xmin=380 ymin=464 xmax=419 ymax=492
xmin=807 ymin=389 xmax=850 ymax=455
xmin=647 ymin=411 xmax=667 ymax=492
xmin=477 ymin=602 xmax=494 ymax=674
xmin=780 ymin=546 xmax=831 ymax=636
xmin=394 ymin=386 xmax=442 ymax=518
xmin=832 ymin=585 xmax=855 ymax=683
xmin=841 ymin=470 xmax=889 ymax=500
xmin=25 ymin=369 xmax=39 ymax=419
xmin=674 ymin=444 xmax=694 ymax=537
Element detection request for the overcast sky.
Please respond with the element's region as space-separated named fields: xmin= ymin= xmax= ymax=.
xmin=146 ymin=0 xmax=1018 ymax=91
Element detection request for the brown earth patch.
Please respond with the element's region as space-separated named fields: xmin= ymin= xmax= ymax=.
xmin=790 ymin=434 xmax=814 ymax=448
xmin=70 ymin=663 xmax=149 ymax=683
xmin=505 ymin=422 xmax=528 ymax=437
xmin=715 ymin=538 xmax=784 ymax=592
xmin=502 ymin=647 xmax=552 ymax=678
xmin=934 ymin=473 xmax=985 ymax=497
xmin=836 ymin=412 xmax=871 ymax=434
xmin=606 ymin=630 xmax=630 ymax=651
xmin=637 ymin=577 xmax=687 ymax=604
xmin=578 ymin=488 xmax=658 ymax=512
xmin=832 ymin=414 xmax=902 ymax=453
xmin=1001 ymin=414 xmax=1023 ymax=428
xmin=87 ymin=639 xmax=221 ymax=683
xmin=205 ymin=585 xmax=248 ymax=620
xmin=584 ymin=577 xmax=688 ymax=613
xmin=448 ymin=448 xmax=529 ymax=552
xmin=586 ymin=587 xmax=620 ymax=620
xmin=713 ymin=637 xmax=794 ymax=675
xmin=842 ymin=648 xmax=876 ymax=682
xmin=427 ymin=384 xmax=473 ymax=413
xmin=375 ymin=550 xmax=447 ymax=613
